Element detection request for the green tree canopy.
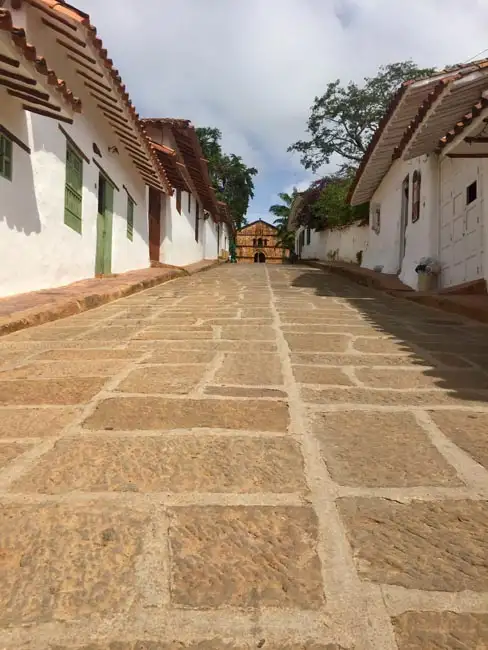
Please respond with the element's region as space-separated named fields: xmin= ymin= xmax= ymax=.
xmin=288 ymin=61 xmax=436 ymax=173
xmin=196 ymin=127 xmax=258 ymax=230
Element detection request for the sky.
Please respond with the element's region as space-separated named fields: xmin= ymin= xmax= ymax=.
xmin=77 ymin=0 xmax=488 ymax=223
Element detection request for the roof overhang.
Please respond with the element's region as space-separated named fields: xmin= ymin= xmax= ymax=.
xmin=348 ymin=72 xmax=455 ymax=206
xmin=143 ymin=118 xmax=221 ymax=216
xmin=150 ymin=139 xmax=190 ymax=193
xmin=19 ymin=0 xmax=171 ymax=193
xmin=438 ymin=94 xmax=488 ymax=157
xmin=0 ymin=8 xmax=81 ymax=122
xmin=400 ymin=64 xmax=488 ymax=160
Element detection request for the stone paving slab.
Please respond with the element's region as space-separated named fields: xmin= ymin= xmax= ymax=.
xmin=0 ymin=265 xmax=487 ymax=649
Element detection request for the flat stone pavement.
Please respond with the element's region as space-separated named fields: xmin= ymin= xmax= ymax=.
xmin=0 ymin=264 xmax=488 ymax=649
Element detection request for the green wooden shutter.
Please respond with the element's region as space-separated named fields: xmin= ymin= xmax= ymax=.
xmin=127 ymin=196 xmax=134 ymax=241
xmin=0 ymin=134 xmax=13 ymax=181
xmin=64 ymin=143 xmax=83 ymax=233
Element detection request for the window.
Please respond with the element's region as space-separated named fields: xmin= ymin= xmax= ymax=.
xmin=188 ymin=192 xmax=192 ymax=213
xmin=176 ymin=188 xmax=182 ymax=214
xmin=412 ymin=170 xmax=421 ymax=223
xmin=0 ymin=133 xmax=13 ymax=181
xmin=127 ymin=195 xmax=134 ymax=241
xmin=371 ymin=204 xmax=381 ymax=233
xmin=306 ymin=227 xmax=311 ymax=245
xmin=257 ymin=238 xmax=263 ymax=247
xmin=467 ymin=181 xmax=477 ymax=205
xmin=195 ymin=201 xmax=199 ymax=242
xmin=264 ymin=239 xmax=268 ymax=246
xmin=64 ymin=143 xmax=83 ymax=233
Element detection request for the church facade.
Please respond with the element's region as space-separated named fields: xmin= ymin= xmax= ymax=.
xmin=235 ymin=220 xmax=289 ymax=264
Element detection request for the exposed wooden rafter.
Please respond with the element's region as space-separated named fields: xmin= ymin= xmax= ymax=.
xmin=8 ymin=88 xmax=61 ymax=111
xmin=0 ymin=77 xmax=49 ymax=99
xmin=22 ymin=103 xmax=73 ymax=123
xmin=41 ymin=17 xmax=86 ymax=46
xmin=56 ymin=38 xmax=96 ymax=64
xmin=0 ymin=66 xmax=37 ymax=85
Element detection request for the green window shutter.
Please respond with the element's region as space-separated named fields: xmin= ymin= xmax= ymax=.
xmin=127 ymin=196 xmax=134 ymax=241
xmin=0 ymin=134 xmax=13 ymax=181
xmin=64 ymin=143 xmax=83 ymax=234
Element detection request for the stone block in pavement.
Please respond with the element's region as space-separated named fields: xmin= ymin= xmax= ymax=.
xmin=0 ymin=442 xmax=31 ymax=468
xmin=285 ymin=334 xmax=350 ymax=353
xmin=0 ymin=360 xmax=126 ymax=379
xmin=293 ymin=366 xmax=353 ymax=386
xmin=338 ymin=498 xmax=488 ymax=591
xmin=118 ymin=365 xmax=207 ymax=395
xmin=311 ymin=412 xmax=460 ymax=487
xmin=0 ymin=378 xmax=106 ymax=405
xmin=216 ymin=353 xmax=283 ymax=385
xmin=0 ymin=503 xmax=149 ymax=626
xmin=356 ymin=367 xmax=488 ymax=390
xmin=221 ymin=325 xmax=276 ymax=341
xmin=169 ymin=506 xmax=323 ymax=608
xmin=12 ymin=435 xmax=306 ymax=494
xmin=392 ymin=611 xmax=488 ymax=648
xmin=0 ymin=407 xmax=78 ymax=438
xmin=429 ymin=411 xmax=488 ymax=470
xmin=84 ymin=397 xmax=289 ymax=432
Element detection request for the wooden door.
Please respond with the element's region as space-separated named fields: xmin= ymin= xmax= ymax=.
xmin=95 ymin=173 xmax=114 ymax=275
xmin=148 ymin=187 xmax=162 ymax=262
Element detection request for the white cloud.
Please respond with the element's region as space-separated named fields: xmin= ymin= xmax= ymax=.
xmin=77 ymin=0 xmax=488 ymax=212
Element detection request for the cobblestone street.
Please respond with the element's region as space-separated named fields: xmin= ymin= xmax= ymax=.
xmin=0 ymin=264 xmax=488 ymax=649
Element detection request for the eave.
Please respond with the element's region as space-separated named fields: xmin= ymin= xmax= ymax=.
xmin=143 ymin=118 xmax=220 ymax=215
xmin=0 ymin=8 xmax=81 ymax=123
xmin=19 ymin=0 xmax=172 ymax=193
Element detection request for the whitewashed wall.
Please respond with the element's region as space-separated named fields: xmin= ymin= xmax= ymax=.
xmin=0 ymin=100 xmax=149 ymax=298
xmin=296 ymin=223 xmax=369 ymax=264
xmin=362 ymin=154 xmax=438 ymax=289
xmin=161 ymin=191 xmax=204 ymax=267
xmin=221 ymin=223 xmax=231 ymax=254
xmin=203 ymin=217 xmax=219 ymax=260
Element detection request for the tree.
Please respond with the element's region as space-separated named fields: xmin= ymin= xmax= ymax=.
xmin=288 ymin=61 xmax=436 ymax=173
xmin=311 ymin=172 xmax=369 ymax=229
xmin=269 ymin=189 xmax=298 ymax=230
xmin=196 ymin=127 xmax=258 ymax=230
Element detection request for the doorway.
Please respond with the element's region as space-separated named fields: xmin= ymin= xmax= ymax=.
xmin=399 ymin=174 xmax=409 ymax=273
xmin=254 ymin=252 xmax=266 ymax=263
xmin=95 ymin=172 xmax=114 ymax=275
xmin=148 ymin=187 xmax=162 ymax=263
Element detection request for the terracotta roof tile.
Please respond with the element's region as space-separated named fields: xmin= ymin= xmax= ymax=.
xmin=0 ymin=8 xmax=81 ymax=113
xmin=142 ymin=118 xmax=220 ymax=215
xmin=437 ymin=96 xmax=488 ymax=152
xmin=149 ymin=140 xmax=190 ymax=193
xmin=348 ymin=58 xmax=488 ymax=205
xmin=23 ymin=0 xmax=172 ymax=193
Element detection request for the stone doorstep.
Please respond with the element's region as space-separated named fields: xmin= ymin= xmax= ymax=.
xmin=307 ymin=261 xmax=488 ymax=324
xmin=306 ymin=260 xmax=410 ymax=293
xmin=0 ymin=260 xmax=222 ymax=338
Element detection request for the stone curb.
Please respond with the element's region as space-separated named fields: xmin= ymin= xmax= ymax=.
xmin=305 ymin=260 xmax=410 ymax=293
xmin=0 ymin=260 xmax=222 ymax=338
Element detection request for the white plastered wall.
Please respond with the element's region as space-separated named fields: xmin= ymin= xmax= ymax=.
xmin=296 ymin=224 xmax=369 ymax=264
xmin=160 ymin=191 xmax=204 ymax=267
xmin=362 ymin=154 xmax=438 ymax=289
xmin=0 ymin=101 xmax=149 ymax=298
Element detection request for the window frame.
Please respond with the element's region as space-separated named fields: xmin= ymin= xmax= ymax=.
xmin=127 ymin=195 xmax=134 ymax=241
xmin=0 ymin=133 xmax=13 ymax=181
xmin=176 ymin=188 xmax=182 ymax=214
xmin=371 ymin=203 xmax=381 ymax=234
xmin=411 ymin=170 xmax=421 ymax=223
xmin=64 ymin=142 xmax=83 ymax=234
xmin=195 ymin=200 xmax=200 ymax=242
xmin=467 ymin=180 xmax=477 ymax=205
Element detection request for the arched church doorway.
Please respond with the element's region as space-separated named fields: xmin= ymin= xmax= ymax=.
xmin=254 ymin=252 xmax=266 ymax=263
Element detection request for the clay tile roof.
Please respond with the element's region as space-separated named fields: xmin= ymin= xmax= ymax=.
xmin=142 ymin=118 xmax=220 ymax=215
xmin=22 ymin=0 xmax=172 ymax=194
xmin=437 ymin=95 xmax=488 ymax=152
xmin=149 ymin=140 xmax=190 ymax=193
xmin=217 ymin=201 xmax=233 ymax=228
xmin=348 ymin=59 xmax=488 ymax=206
xmin=0 ymin=8 xmax=81 ymax=113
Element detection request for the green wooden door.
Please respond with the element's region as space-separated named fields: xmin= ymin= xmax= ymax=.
xmin=95 ymin=174 xmax=114 ymax=275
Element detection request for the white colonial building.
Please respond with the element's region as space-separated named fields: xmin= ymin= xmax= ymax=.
xmin=143 ymin=118 xmax=231 ymax=268
xmin=349 ymin=61 xmax=488 ymax=291
xmin=293 ymin=223 xmax=369 ymax=265
xmin=0 ymin=1 xmax=231 ymax=299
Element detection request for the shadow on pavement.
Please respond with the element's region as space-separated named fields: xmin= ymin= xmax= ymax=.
xmin=288 ymin=268 xmax=488 ymax=405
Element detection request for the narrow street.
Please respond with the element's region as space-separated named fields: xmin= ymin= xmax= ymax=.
xmin=0 ymin=264 xmax=488 ymax=649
